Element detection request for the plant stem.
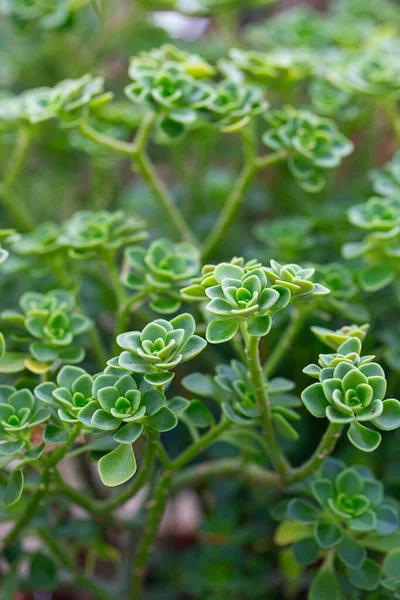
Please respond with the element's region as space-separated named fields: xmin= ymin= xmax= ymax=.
xmin=201 ymin=150 xmax=286 ymax=261
xmin=171 ymin=418 xmax=230 ymax=471
xmin=87 ymin=325 xmax=108 ymax=368
xmin=116 ymin=289 xmax=148 ymax=336
xmin=130 ymin=469 xmax=173 ymax=599
xmin=2 ymin=426 xmax=80 ymax=550
xmin=0 ymin=127 xmax=35 ymax=231
xmin=263 ymin=306 xmax=308 ymax=378
xmin=287 ymin=422 xmax=343 ymax=483
xmin=245 ymin=335 xmax=290 ymax=481
xmin=202 ymin=161 xmax=255 ymax=261
xmin=79 ymin=123 xmax=136 ymax=157
xmin=134 ymin=150 xmax=198 ymax=245
xmin=172 ymin=457 xmax=281 ymax=490
xmin=39 ymin=528 xmax=114 ymax=600
xmin=54 ymin=431 xmax=158 ymax=514
xmin=103 ymin=251 xmax=127 ymax=307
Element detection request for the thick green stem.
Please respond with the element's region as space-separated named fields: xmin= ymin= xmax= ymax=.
xmin=263 ymin=306 xmax=308 ymax=378
xmin=39 ymin=528 xmax=114 ymax=600
xmin=201 ymin=150 xmax=286 ymax=261
xmin=287 ymin=422 xmax=343 ymax=483
xmin=130 ymin=470 xmax=173 ymax=599
xmin=172 ymin=457 xmax=281 ymax=490
xmin=171 ymin=418 xmax=230 ymax=471
xmin=134 ymin=150 xmax=198 ymax=245
xmin=245 ymin=335 xmax=290 ymax=481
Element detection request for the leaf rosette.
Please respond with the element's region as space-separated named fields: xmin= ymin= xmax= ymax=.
xmin=302 ymin=337 xmax=400 ymax=451
xmin=76 ymin=372 xmax=178 ymax=443
xmin=181 ymin=256 xmax=263 ymax=302
xmin=204 ymin=262 xmax=291 ymax=343
xmin=0 ymin=385 xmax=50 ymax=438
xmin=124 ymin=238 xmax=200 ymax=314
xmin=181 ymin=359 xmax=301 ymax=440
xmin=115 ymin=313 xmax=206 ymax=386
xmin=125 ymin=62 xmax=215 ymax=141
xmin=262 ymin=107 xmax=353 ymax=192
xmin=264 ymin=260 xmax=330 ymax=300
xmin=276 ymin=458 xmax=399 ymax=587
xmin=35 ymin=365 xmax=96 ymax=426
xmin=2 ymin=290 xmax=92 ymax=373
xmin=206 ymin=79 xmax=268 ymax=132
xmin=59 ymin=210 xmax=148 ymax=259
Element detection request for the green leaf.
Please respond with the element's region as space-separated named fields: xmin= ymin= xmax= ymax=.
xmin=346 ymin=559 xmax=381 ymax=591
xmin=383 ymin=549 xmax=400 ymax=578
xmin=43 ymin=424 xmax=69 ymax=444
xmin=347 ymin=421 xmax=381 ymax=452
xmin=273 ymin=520 xmax=312 ymax=546
xmin=292 ymin=538 xmax=319 ymax=566
xmin=364 ymin=531 xmax=400 ymax=552
xmin=145 ymin=406 xmax=178 ymax=431
xmin=309 ymin=559 xmax=340 ymax=600
xmin=206 ymin=319 xmax=239 ymax=344
xmin=0 ymin=352 xmax=29 ymax=373
xmin=359 ymin=265 xmax=396 ymax=292
xmin=113 ymin=422 xmax=143 ymax=444
xmin=272 ymin=412 xmax=299 ymax=440
xmin=314 ymin=523 xmax=342 ymax=548
xmin=0 ymin=332 xmax=5 ymax=359
xmin=25 ymin=443 xmax=45 ymax=460
xmin=287 ymin=498 xmax=319 ymax=524
xmin=4 ymin=468 xmax=24 ymax=505
xmin=372 ymin=398 xmax=400 ymax=430
xmin=301 ymin=383 xmax=328 ymax=418
xmin=336 ymin=467 xmax=363 ymax=496
xmin=221 ymin=402 xmax=252 ymax=424
xmin=181 ymin=373 xmax=215 ymax=397
xmin=311 ymin=478 xmax=334 ymax=505
xmin=91 ymin=409 xmax=120 ymax=431
xmin=29 ymin=552 xmax=58 ymax=591
xmin=185 ymin=400 xmax=214 ymax=428
xmin=247 ymin=315 xmax=272 ymax=337
xmin=98 ymin=443 xmax=137 ymax=487
xmin=375 ymin=506 xmax=399 ymax=535
xmin=144 ymin=372 xmax=175 ymax=386
xmin=348 ymin=509 xmax=377 ymax=532
xmin=0 ymin=441 xmax=25 ymax=455
xmin=338 ymin=535 xmax=366 ymax=569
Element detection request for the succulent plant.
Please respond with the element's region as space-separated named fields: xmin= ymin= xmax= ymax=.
xmin=344 ymin=196 xmax=400 ymax=291
xmin=77 ymin=372 xmax=178 ymax=440
xmin=204 ymin=262 xmax=291 ymax=343
xmin=254 ymin=217 xmax=314 ymax=262
xmin=181 ymin=256 xmax=263 ymax=302
xmin=125 ymin=62 xmax=215 ymax=141
xmin=302 ymin=337 xmax=400 ymax=451
xmin=123 ymin=238 xmax=200 ymax=314
xmin=276 ymin=458 xmax=399 ymax=591
xmin=329 ymin=51 xmax=400 ymax=98
xmin=310 ymin=79 xmax=359 ymax=121
xmin=226 ymin=47 xmax=312 ymax=87
xmin=0 ymin=385 xmax=50 ymax=437
xmin=11 ymin=222 xmax=62 ymax=257
xmin=59 ymin=210 xmax=148 ymax=259
xmin=311 ymin=323 xmax=369 ymax=350
xmin=370 ymin=151 xmax=400 ymax=198
xmin=262 ymin=107 xmax=354 ymax=192
xmin=181 ymin=359 xmax=301 ymax=440
xmin=35 ymin=365 xmax=96 ymax=426
xmin=1 ymin=290 xmax=92 ymax=373
xmin=127 ymin=44 xmax=215 ymax=80
xmin=206 ymin=79 xmax=268 ymax=132
xmin=4 ymin=0 xmax=73 ymax=29
xmin=115 ymin=314 xmax=206 ymax=385
xmin=264 ymin=260 xmax=330 ymax=299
